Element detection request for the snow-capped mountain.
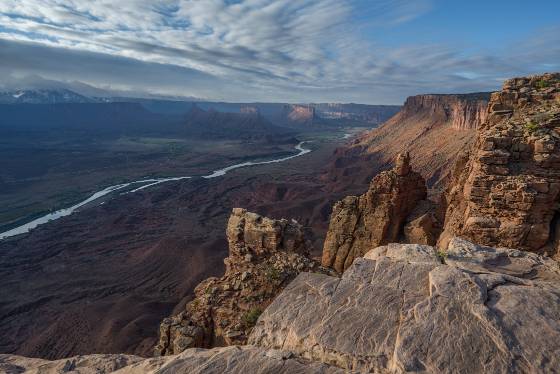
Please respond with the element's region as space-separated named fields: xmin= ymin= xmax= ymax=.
xmin=0 ymin=89 xmax=96 ymax=104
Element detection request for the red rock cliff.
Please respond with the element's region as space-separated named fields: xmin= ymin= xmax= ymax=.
xmin=282 ymin=104 xmax=316 ymax=124
xmin=401 ymin=94 xmax=489 ymax=130
xmin=440 ymin=73 xmax=560 ymax=256
xmin=326 ymin=93 xmax=490 ymax=192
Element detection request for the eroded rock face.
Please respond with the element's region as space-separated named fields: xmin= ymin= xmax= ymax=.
xmin=250 ymin=238 xmax=560 ymax=373
xmin=154 ymin=208 xmax=330 ymax=356
xmin=282 ymin=104 xmax=316 ymax=124
xmin=404 ymin=94 xmax=489 ymax=131
xmin=322 ymin=153 xmax=427 ymax=272
xmin=324 ymin=93 xmax=490 ymax=193
xmin=403 ymin=199 xmax=440 ymax=246
xmin=1 ymin=346 xmax=346 ymax=374
xmin=440 ymin=73 xmax=560 ymax=256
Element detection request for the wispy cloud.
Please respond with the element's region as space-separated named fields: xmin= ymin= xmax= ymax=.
xmin=0 ymin=0 xmax=558 ymax=103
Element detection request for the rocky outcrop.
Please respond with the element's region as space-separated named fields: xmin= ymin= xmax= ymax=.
xmin=401 ymin=93 xmax=489 ymax=130
xmin=321 ymin=153 xmax=427 ymax=272
xmin=154 ymin=209 xmax=330 ymax=356
xmin=440 ymin=73 xmax=560 ymax=256
xmin=184 ymin=105 xmax=291 ymax=140
xmin=282 ymin=104 xmax=316 ymax=124
xmin=1 ymin=347 xmax=346 ymax=373
xmin=325 ymin=93 xmax=490 ymax=192
xmin=312 ymin=103 xmax=400 ymax=124
xmin=250 ymin=238 xmax=560 ymax=373
xmin=240 ymin=106 xmax=260 ymax=115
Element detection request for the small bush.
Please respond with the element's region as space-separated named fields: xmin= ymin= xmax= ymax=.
xmin=525 ymin=121 xmax=539 ymax=134
xmin=242 ymin=308 xmax=262 ymax=327
xmin=436 ymin=250 xmax=447 ymax=264
xmin=265 ymin=266 xmax=281 ymax=281
xmin=535 ymin=79 xmax=550 ymax=89
xmin=190 ymin=299 xmax=200 ymax=309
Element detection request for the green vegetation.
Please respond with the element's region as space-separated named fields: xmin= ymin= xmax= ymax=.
xmin=189 ymin=299 xmax=200 ymax=309
xmin=242 ymin=308 xmax=262 ymax=327
xmin=525 ymin=121 xmax=539 ymax=134
xmin=535 ymin=79 xmax=550 ymax=89
xmin=436 ymin=250 xmax=448 ymax=264
xmin=265 ymin=265 xmax=281 ymax=282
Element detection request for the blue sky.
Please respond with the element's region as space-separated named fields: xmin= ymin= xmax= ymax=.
xmin=373 ymin=1 xmax=560 ymax=47
xmin=0 ymin=0 xmax=558 ymax=103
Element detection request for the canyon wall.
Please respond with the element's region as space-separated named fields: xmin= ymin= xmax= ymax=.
xmin=326 ymin=92 xmax=490 ymax=192
xmin=440 ymin=73 xmax=560 ymax=256
xmin=400 ymin=93 xmax=489 ymax=130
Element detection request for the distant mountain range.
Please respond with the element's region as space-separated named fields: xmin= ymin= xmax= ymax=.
xmin=0 ymin=89 xmax=95 ymax=104
xmin=0 ymin=88 xmax=401 ymax=127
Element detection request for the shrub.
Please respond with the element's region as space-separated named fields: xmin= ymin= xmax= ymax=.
xmin=242 ymin=308 xmax=262 ymax=327
xmin=190 ymin=299 xmax=200 ymax=309
xmin=525 ymin=121 xmax=539 ymax=134
xmin=535 ymin=79 xmax=550 ymax=89
xmin=436 ymin=250 xmax=447 ymax=264
xmin=265 ymin=265 xmax=281 ymax=281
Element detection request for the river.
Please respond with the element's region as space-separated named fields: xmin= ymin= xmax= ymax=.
xmin=0 ymin=142 xmax=312 ymax=240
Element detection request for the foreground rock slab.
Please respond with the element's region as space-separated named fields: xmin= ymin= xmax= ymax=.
xmin=0 ymin=346 xmax=346 ymax=373
xmin=251 ymin=238 xmax=560 ymax=373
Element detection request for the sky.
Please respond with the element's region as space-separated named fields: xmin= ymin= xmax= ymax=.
xmin=0 ymin=0 xmax=559 ymax=104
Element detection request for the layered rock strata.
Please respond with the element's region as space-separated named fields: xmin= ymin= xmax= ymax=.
xmin=322 ymin=153 xmax=427 ymax=272
xmin=440 ymin=73 xmax=560 ymax=256
xmin=251 ymin=238 xmax=560 ymax=373
xmin=325 ymin=93 xmax=490 ymax=192
xmin=282 ymin=104 xmax=316 ymax=124
xmin=154 ymin=208 xmax=330 ymax=356
xmin=402 ymin=93 xmax=489 ymax=131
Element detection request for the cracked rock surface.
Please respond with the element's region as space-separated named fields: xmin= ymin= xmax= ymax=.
xmin=250 ymin=238 xmax=560 ymax=373
xmin=1 ymin=346 xmax=347 ymax=374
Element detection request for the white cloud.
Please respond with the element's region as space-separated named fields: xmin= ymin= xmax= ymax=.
xmin=0 ymin=0 xmax=558 ymax=103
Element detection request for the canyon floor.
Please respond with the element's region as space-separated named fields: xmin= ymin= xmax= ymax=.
xmin=0 ymin=129 xmax=356 ymax=359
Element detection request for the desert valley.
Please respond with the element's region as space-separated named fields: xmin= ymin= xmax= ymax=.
xmin=1 ymin=1 xmax=559 ymax=373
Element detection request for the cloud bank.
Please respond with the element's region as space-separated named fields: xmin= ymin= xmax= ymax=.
xmin=0 ymin=0 xmax=559 ymax=103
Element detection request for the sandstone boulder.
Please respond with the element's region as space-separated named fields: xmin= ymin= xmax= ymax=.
xmin=251 ymin=238 xmax=560 ymax=373
xmin=322 ymin=153 xmax=427 ymax=272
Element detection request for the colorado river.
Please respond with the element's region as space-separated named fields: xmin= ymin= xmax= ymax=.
xmin=0 ymin=142 xmax=311 ymax=240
